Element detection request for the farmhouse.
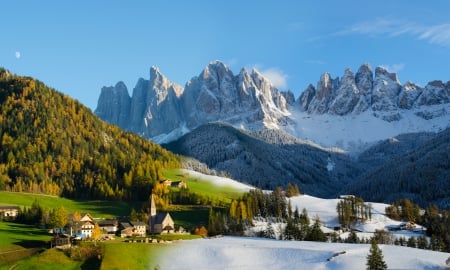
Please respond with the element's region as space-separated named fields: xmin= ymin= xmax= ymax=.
xmin=0 ymin=205 xmax=20 ymax=219
xmin=148 ymin=194 xmax=175 ymax=234
xmin=70 ymin=213 xmax=95 ymax=239
xmin=98 ymin=219 xmax=118 ymax=234
xmin=118 ymin=221 xmax=147 ymax=237
xmin=171 ymin=180 xmax=187 ymax=189
xmin=159 ymin=179 xmax=187 ymax=189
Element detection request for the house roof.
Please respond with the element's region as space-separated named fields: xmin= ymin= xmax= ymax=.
xmin=119 ymin=222 xmax=132 ymax=229
xmin=0 ymin=205 xmax=20 ymax=210
xmin=130 ymin=221 xmax=147 ymax=227
xmin=98 ymin=219 xmax=118 ymax=226
xmin=154 ymin=212 xmax=172 ymax=224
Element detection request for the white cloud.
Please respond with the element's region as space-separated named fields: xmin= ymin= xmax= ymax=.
xmin=339 ymin=18 xmax=450 ymax=48
xmin=15 ymin=51 xmax=21 ymax=59
xmin=380 ymin=63 xmax=405 ymax=73
xmin=259 ymin=67 xmax=288 ymax=89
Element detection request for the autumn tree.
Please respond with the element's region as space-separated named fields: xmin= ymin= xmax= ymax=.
xmin=50 ymin=206 xmax=68 ymax=228
xmin=92 ymin=222 xmax=102 ymax=242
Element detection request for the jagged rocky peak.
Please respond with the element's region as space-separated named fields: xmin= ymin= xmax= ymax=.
xmin=298 ymin=84 xmax=316 ymax=112
xmin=149 ymin=65 xmax=183 ymax=102
xmin=329 ymin=68 xmax=361 ymax=115
xmin=200 ymin=60 xmax=235 ymax=90
xmin=355 ymin=63 xmax=373 ymax=94
xmin=416 ymin=80 xmax=450 ymax=106
xmin=95 ymin=81 xmax=131 ymax=127
xmin=181 ymin=61 xmax=289 ymax=130
xmin=281 ymin=90 xmax=295 ymax=106
xmin=374 ymin=66 xmax=400 ymax=83
xmin=371 ymin=67 xmax=401 ymax=111
xmin=305 ymin=72 xmax=339 ymax=114
xmin=250 ymin=68 xmax=289 ymax=112
xmin=340 ymin=68 xmax=357 ymax=88
xmin=398 ymin=81 xmax=422 ymax=109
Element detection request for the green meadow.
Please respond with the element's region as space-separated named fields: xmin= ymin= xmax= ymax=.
xmin=0 ymin=191 xmax=135 ymax=218
xmin=100 ymin=242 xmax=173 ymax=270
xmin=0 ymin=222 xmax=53 ymax=269
xmin=163 ymin=169 xmax=247 ymax=204
xmin=0 ymin=169 xmax=247 ymax=269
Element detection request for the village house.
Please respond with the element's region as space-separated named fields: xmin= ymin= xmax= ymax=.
xmin=0 ymin=205 xmax=20 ymax=219
xmin=159 ymin=179 xmax=188 ymax=189
xmin=171 ymin=180 xmax=187 ymax=189
xmin=118 ymin=222 xmax=134 ymax=237
xmin=98 ymin=219 xmax=118 ymax=234
xmin=118 ymin=221 xmax=147 ymax=237
xmin=131 ymin=221 xmax=147 ymax=236
xmin=148 ymin=194 xmax=175 ymax=234
xmin=51 ymin=234 xmax=71 ymax=249
xmin=70 ymin=213 xmax=95 ymax=239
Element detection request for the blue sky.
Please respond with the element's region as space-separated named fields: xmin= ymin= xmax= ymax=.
xmin=2 ymin=1 xmax=450 ymax=110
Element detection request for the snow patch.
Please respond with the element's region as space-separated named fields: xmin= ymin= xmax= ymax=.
xmin=180 ymin=169 xmax=254 ymax=192
xmin=154 ymin=237 xmax=449 ymax=270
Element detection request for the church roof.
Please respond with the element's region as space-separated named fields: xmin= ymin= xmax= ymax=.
xmin=154 ymin=212 xmax=171 ymax=224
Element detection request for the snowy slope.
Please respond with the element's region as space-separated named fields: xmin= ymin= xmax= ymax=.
xmin=288 ymin=104 xmax=450 ymax=153
xmin=154 ymin=237 xmax=449 ymax=270
xmin=150 ymin=172 xmax=450 ymax=269
xmin=180 ymin=169 xmax=253 ymax=192
xmin=191 ymin=171 xmax=425 ymax=239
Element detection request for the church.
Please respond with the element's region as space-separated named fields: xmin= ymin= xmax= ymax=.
xmin=148 ymin=194 xmax=175 ymax=234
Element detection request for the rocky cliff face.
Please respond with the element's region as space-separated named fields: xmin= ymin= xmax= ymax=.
xmin=298 ymin=64 xmax=450 ymax=118
xmin=96 ymin=61 xmax=291 ymax=142
xmin=95 ymin=81 xmax=131 ymax=128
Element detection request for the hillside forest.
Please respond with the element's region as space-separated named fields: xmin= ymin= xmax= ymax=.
xmin=0 ymin=68 xmax=179 ymax=201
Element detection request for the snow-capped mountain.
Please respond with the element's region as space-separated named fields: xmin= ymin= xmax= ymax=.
xmin=95 ymin=61 xmax=450 ymax=151
xmin=299 ymin=64 xmax=450 ymax=117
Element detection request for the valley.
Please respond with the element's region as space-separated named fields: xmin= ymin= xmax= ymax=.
xmin=1 ymin=61 xmax=449 ymax=269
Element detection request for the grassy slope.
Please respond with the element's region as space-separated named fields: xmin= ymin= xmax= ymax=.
xmin=100 ymin=242 xmax=171 ymax=270
xmin=0 ymin=191 xmax=135 ymax=218
xmin=0 ymin=169 xmax=248 ymax=268
xmin=163 ymin=169 xmax=245 ymax=204
xmin=1 ymin=248 xmax=83 ymax=270
xmin=0 ymin=222 xmax=52 ymax=269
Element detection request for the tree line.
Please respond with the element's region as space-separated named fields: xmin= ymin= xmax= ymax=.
xmin=336 ymin=195 xmax=371 ymax=229
xmin=385 ymin=198 xmax=450 ymax=252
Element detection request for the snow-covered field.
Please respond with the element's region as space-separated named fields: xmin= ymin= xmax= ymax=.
xmin=165 ymin=171 xmax=450 ymax=269
xmin=155 ymin=236 xmax=449 ymax=270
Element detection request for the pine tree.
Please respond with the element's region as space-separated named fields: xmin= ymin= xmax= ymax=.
xmin=264 ymin=221 xmax=275 ymax=239
xmin=305 ymin=216 xmax=326 ymax=242
xmin=366 ymin=239 xmax=388 ymax=270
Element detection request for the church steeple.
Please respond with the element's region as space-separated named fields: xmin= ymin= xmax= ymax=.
xmin=150 ymin=194 xmax=157 ymax=217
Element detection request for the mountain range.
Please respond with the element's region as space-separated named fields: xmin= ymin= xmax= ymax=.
xmin=95 ymin=61 xmax=450 ymax=207
xmin=95 ymin=61 xmax=450 ymax=151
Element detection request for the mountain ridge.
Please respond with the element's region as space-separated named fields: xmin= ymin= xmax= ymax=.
xmin=96 ymin=61 xmax=450 ymax=150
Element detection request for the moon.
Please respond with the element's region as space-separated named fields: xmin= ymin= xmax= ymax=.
xmin=15 ymin=51 xmax=21 ymax=59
